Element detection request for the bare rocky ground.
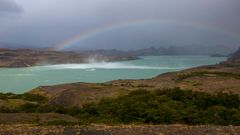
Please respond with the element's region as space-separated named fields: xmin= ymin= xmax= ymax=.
xmin=0 ymin=125 xmax=239 ymax=135
xmin=0 ymin=113 xmax=78 ymax=124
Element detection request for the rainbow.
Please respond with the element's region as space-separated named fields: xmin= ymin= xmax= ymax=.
xmin=51 ymin=19 xmax=240 ymax=51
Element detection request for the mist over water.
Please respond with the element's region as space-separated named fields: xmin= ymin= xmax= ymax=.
xmin=0 ymin=56 xmax=226 ymax=93
xmin=42 ymin=63 xmax=181 ymax=70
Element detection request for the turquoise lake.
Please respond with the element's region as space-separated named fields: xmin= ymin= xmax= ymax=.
xmin=0 ymin=56 xmax=226 ymax=93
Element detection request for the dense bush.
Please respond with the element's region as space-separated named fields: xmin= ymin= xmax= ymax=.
xmin=73 ymin=88 xmax=240 ymax=125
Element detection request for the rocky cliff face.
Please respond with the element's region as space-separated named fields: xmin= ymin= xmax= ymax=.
xmin=230 ymin=48 xmax=240 ymax=60
xmin=221 ymin=47 xmax=240 ymax=66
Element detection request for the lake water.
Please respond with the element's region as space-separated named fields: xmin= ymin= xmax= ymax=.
xmin=0 ymin=56 xmax=226 ymax=93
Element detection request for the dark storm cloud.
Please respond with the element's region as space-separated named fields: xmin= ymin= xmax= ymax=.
xmin=0 ymin=0 xmax=240 ymax=49
xmin=0 ymin=0 xmax=23 ymax=13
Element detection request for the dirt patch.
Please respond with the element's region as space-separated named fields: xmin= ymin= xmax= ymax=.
xmin=0 ymin=125 xmax=239 ymax=135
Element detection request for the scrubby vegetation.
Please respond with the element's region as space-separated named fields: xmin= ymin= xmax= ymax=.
xmin=72 ymin=88 xmax=240 ymax=125
xmin=0 ymin=93 xmax=47 ymax=113
xmin=177 ymin=71 xmax=240 ymax=82
xmin=0 ymin=88 xmax=240 ymax=126
xmin=0 ymin=93 xmax=47 ymax=103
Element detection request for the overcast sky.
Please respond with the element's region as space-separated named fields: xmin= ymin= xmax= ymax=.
xmin=0 ymin=0 xmax=240 ymax=50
